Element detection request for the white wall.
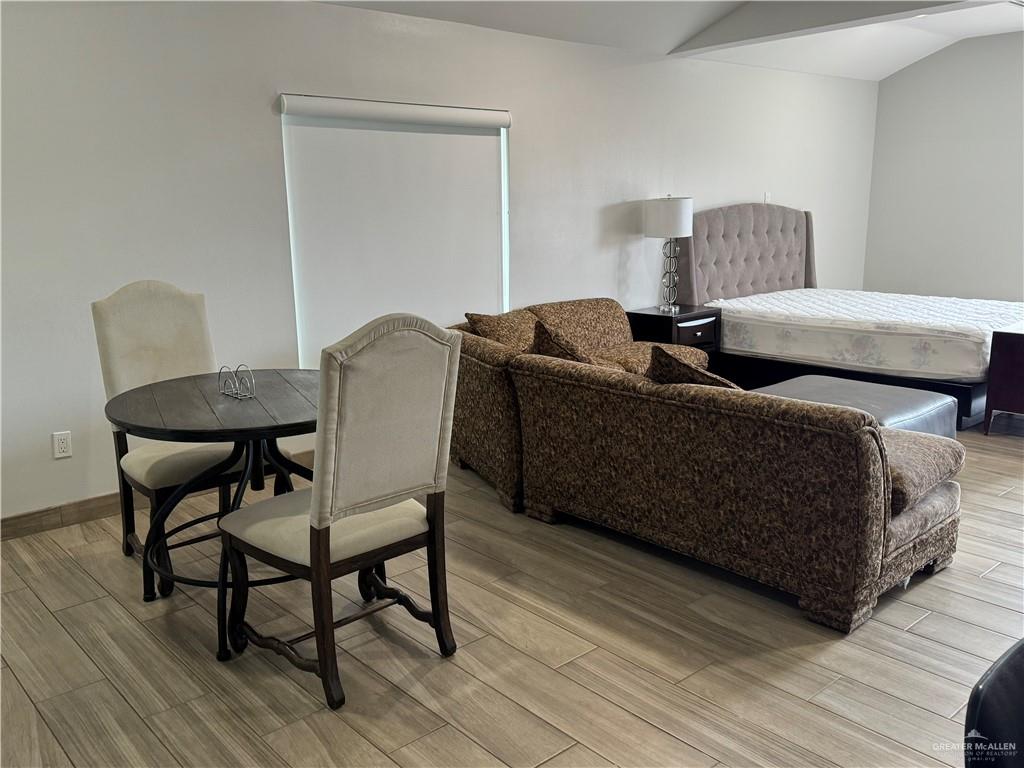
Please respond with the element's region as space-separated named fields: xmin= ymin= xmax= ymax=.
xmin=1 ymin=2 xmax=878 ymax=517
xmin=864 ymin=32 xmax=1024 ymax=300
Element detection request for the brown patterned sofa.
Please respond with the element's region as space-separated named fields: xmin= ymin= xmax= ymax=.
xmin=449 ymin=323 xmax=524 ymax=510
xmin=508 ymin=354 xmax=965 ymax=632
xmin=450 ymin=299 xmax=708 ymax=512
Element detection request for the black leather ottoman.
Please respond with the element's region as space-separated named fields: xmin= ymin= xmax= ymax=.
xmin=754 ymin=375 xmax=958 ymax=438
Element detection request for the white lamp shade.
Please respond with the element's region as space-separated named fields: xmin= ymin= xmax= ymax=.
xmin=643 ymin=196 xmax=693 ymax=238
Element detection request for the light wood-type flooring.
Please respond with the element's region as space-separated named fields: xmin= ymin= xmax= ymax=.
xmin=2 ymin=420 xmax=1022 ymax=768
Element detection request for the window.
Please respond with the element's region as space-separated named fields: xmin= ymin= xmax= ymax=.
xmin=281 ymin=95 xmax=510 ymax=365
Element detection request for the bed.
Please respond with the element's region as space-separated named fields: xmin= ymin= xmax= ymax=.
xmin=676 ymin=203 xmax=1024 ymax=428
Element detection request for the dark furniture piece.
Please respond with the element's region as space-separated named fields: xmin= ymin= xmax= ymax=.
xmin=104 ymin=368 xmax=317 ymax=618
xmin=217 ymin=315 xmax=460 ymax=708
xmin=755 ymin=375 xmax=958 ymax=438
xmin=626 ymin=305 xmax=720 ymax=355
xmin=964 ymin=638 xmax=1024 ymax=767
xmin=717 ymin=355 xmax=987 ymax=432
xmin=985 ymin=331 xmax=1024 ymax=434
xmin=673 ymin=202 xmax=992 ymax=429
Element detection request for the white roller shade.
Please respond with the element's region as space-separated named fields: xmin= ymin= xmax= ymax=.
xmin=279 ymin=94 xmax=511 ymax=130
xmin=281 ymin=95 xmax=510 ymax=367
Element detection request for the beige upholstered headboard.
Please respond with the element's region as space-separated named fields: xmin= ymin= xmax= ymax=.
xmin=677 ymin=203 xmax=816 ymax=306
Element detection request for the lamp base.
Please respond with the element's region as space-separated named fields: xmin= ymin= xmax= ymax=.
xmin=658 ymin=238 xmax=680 ymax=314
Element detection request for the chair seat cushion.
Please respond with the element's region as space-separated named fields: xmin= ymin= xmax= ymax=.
xmin=595 ymin=341 xmax=709 ymax=376
xmin=753 ymin=376 xmax=958 ymax=438
xmin=121 ymin=441 xmax=240 ymax=489
xmin=218 ymin=488 xmax=428 ymax=566
xmin=880 ymin=427 xmax=966 ymax=515
xmin=120 ymin=440 xmax=291 ymax=490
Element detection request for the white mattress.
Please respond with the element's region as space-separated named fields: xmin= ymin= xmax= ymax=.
xmin=707 ymin=289 xmax=1024 ymax=382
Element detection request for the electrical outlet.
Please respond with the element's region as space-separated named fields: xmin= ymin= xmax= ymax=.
xmin=763 ymin=191 xmax=772 ymax=204
xmin=52 ymin=431 xmax=72 ymax=459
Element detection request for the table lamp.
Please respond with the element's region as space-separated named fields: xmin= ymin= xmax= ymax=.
xmin=643 ymin=196 xmax=693 ymax=313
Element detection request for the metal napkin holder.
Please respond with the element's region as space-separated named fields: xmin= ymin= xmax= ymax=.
xmin=219 ymin=365 xmax=256 ymax=400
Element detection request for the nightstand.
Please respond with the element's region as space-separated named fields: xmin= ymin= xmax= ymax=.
xmin=985 ymin=330 xmax=1024 ymax=434
xmin=626 ymin=305 xmax=721 ymax=355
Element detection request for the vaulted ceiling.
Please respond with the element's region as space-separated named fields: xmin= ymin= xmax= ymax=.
xmin=342 ymin=1 xmax=744 ymax=55
xmin=341 ymin=1 xmax=1024 ymax=80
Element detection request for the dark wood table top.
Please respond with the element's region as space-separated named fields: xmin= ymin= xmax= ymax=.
xmin=105 ymin=369 xmax=319 ymax=442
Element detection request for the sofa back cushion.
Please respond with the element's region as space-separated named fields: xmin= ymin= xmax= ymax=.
xmin=533 ymin=325 xmax=625 ymax=371
xmin=465 ymin=309 xmax=542 ymax=353
xmin=527 ymin=298 xmax=632 ymax=354
xmin=648 ymin=346 xmax=740 ymax=389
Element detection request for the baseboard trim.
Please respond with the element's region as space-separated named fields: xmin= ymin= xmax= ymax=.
xmin=1 ymin=493 xmax=122 ymax=541
xmin=0 ymin=450 xmax=315 ymax=541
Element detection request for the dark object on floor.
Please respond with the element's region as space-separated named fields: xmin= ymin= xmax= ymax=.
xmin=964 ymin=638 xmax=1024 ymax=767
xmin=754 ymin=375 xmax=958 ymax=438
xmin=985 ymin=330 xmax=1024 ymax=434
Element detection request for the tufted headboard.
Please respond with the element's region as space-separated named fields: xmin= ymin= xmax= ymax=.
xmin=677 ymin=203 xmax=816 ymax=306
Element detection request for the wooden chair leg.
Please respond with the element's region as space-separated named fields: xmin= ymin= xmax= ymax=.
xmin=225 ymin=537 xmax=249 ymax=654
xmin=216 ymin=548 xmax=231 ymax=662
xmin=426 ymin=493 xmax=456 ymax=657
xmin=117 ymin=472 xmax=136 ymax=557
xmin=152 ymin=489 xmax=175 ymax=598
xmin=112 ymin=432 xmax=136 ymax=557
xmin=311 ymin=528 xmax=345 ymax=709
xmin=142 ymin=492 xmax=158 ymax=602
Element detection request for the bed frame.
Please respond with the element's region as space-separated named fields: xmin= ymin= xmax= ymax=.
xmin=676 ymin=202 xmax=986 ymax=429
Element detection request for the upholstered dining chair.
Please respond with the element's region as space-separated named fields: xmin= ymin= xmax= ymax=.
xmin=93 ymin=280 xmax=256 ymax=598
xmin=216 ymin=314 xmax=461 ymax=709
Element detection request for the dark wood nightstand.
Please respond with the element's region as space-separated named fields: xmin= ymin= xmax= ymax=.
xmin=626 ymin=305 xmax=721 ymax=355
xmin=985 ymin=330 xmax=1024 ymax=434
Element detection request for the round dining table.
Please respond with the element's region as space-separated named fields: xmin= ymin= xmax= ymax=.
xmin=105 ymin=368 xmax=318 ymax=603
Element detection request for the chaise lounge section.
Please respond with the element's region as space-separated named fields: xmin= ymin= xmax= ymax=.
xmin=508 ymin=354 xmax=965 ymax=632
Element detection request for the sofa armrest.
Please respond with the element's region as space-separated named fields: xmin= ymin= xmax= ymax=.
xmin=448 ymin=329 xmax=523 ymax=510
xmin=509 ymin=354 xmax=889 ymax=621
xmin=456 ymin=328 xmax=522 ymax=369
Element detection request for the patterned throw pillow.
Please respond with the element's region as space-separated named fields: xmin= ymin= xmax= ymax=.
xmin=465 ymin=310 xmax=541 ymax=353
xmin=648 ymin=346 xmax=741 ymax=388
xmin=534 ymin=324 xmax=625 ymax=371
xmin=596 ymin=341 xmax=708 ymax=376
xmin=526 ymin=298 xmax=633 ymax=354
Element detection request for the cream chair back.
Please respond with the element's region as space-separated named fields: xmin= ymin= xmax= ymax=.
xmin=92 ymin=280 xmax=216 ymax=401
xmin=310 ymin=314 xmax=461 ymax=529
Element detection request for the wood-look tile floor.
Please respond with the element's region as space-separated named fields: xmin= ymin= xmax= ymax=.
xmin=2 ymin=420 xmax=1022 ymax=768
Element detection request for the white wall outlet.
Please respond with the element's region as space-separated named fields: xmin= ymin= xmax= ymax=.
xmin=52 ymin=431 xmax=72 ymax=459
xmin=763 ymin=191 xmax=772 ymax=204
